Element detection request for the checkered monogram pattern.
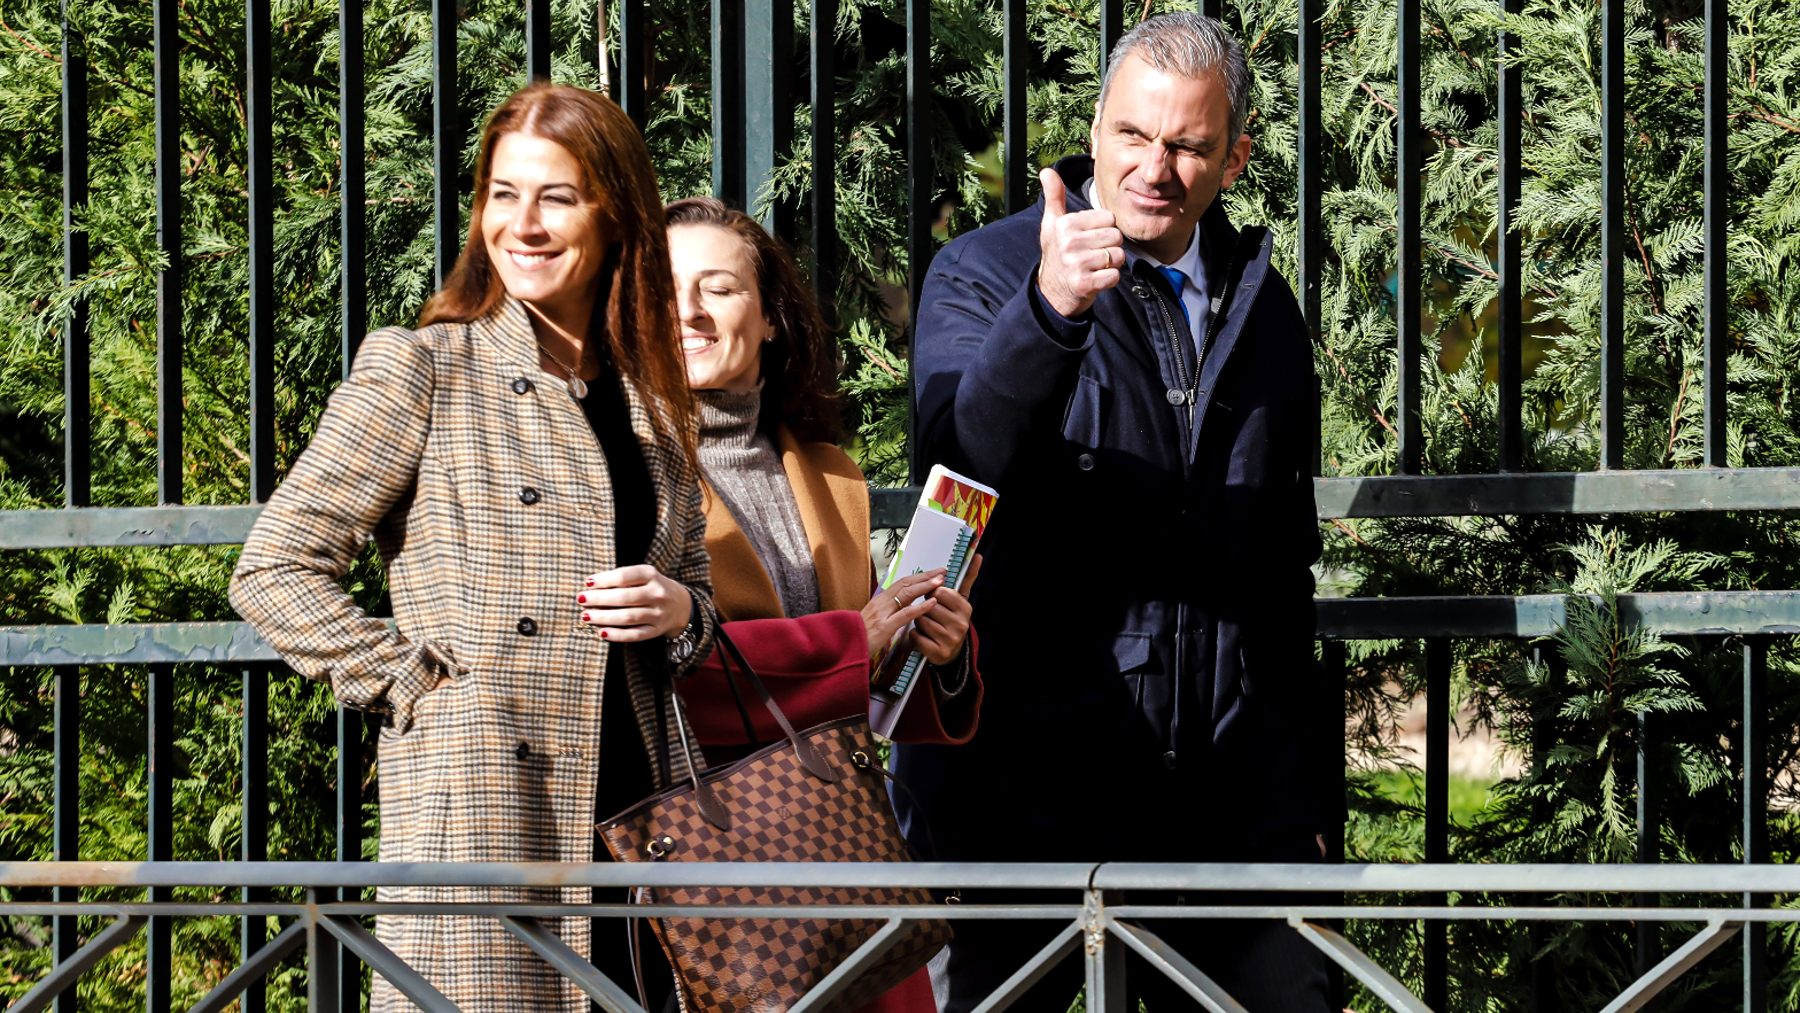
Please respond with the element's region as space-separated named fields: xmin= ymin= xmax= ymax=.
xmin=597 ymin=716 xmax=951 ymax=1011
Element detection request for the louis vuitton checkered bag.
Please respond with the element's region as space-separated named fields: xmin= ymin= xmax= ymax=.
xmin=597 ymin=628 xmax=951 ymax=1012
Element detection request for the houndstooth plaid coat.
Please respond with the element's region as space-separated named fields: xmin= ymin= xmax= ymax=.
xmin=230 ymin=296 xmax=718 ymax=1011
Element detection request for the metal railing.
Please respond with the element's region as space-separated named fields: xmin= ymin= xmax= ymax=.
xmin=5 ymin=861 xmax=1798 ymax=1012
xmin=15 ymin=0 xmax=1796 ymax=1010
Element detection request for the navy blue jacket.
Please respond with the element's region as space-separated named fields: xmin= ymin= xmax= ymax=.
xmin=893 ymin=156 xmax=1335 ymax=862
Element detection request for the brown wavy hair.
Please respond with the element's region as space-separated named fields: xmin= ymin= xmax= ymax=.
xmin=420 ymin=83 xmax=695 ymax=466
xmin=663 ymin=197 xmax=845 ymax=444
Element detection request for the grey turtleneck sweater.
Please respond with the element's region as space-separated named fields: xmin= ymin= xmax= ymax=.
xmin=696 ymin=385 xmax=821 ymax=618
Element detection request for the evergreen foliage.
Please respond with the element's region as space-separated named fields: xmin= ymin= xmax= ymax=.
xmin=0 ymin=0 xmax=1797 ymax=1006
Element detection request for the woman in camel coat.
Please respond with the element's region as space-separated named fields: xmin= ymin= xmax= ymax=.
xmin=665 ymin=197 xmax=982 ymax=1012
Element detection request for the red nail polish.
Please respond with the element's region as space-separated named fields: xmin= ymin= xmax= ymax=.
xmin=599 ymin=630 xmax=609 ymax=639
xmin=581 ymin=612 xmax=591 ymax=623
xmin=578 ymin=593 xmax=587 ymax=604
xmin=585 ymin=578 xmax=594 ymax=588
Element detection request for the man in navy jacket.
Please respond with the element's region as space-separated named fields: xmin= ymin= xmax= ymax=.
xmin=895 ymin=13 xmax=1338 ymax=1010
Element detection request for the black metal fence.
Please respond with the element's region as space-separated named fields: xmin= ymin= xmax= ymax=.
xmin=10 ymin=0 xmax=1798 ymax=1009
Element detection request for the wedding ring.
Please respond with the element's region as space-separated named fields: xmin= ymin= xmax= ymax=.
xmin=893 ymin=595 xmax=904 ymax=609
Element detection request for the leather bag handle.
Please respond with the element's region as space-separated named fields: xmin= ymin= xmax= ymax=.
xmin=657 ymin=626 xmax=840 ymax=833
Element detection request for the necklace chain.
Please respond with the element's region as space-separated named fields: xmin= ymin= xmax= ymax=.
xmin=540 ymin=343 xmax=591 ymax=398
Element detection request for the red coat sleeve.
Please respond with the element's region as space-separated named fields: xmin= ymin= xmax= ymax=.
xmin=678 ymin=612 xmax=982 ymax=747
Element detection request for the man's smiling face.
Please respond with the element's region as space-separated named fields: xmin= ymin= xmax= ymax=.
xmin=1088 ymin=53 xmax=1251 ymax=264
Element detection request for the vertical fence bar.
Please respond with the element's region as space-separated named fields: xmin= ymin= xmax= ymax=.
xmin=1634 ymin=711 xmax=1658 ymax=978
xmin=1497 ymin=0 xmax=1524 ymax=471
xmin=241 ymin=667 xmax=269 ymax=1013
xmin=619 ymin=0 xmax=647 ymax=125
xmin=904 ymin=0 xmax=931 ymax=483
xmin=339 ymin=10 xmax=367 ymax=997
xmin=433 ymin=0 xmax=461 ymax=284
xmin=1001 ymin=0 xmax=1027 ymax=215
xmin=1742 ymin=639 xmax=1768 ymax=1009
xmin=147 ymin=666 xmax=174 ymax=1013
xmin=1422 ymin=639 xmax=1450 ymax=1009
xmin=154 ymin=0 xmax=182 ymax=505
xmin=1319 ymin=639 xmax=1348 ymax=1010
xmin=52 ymin=666 xmax=79 ymax=1013
xmin=1528 ymin=648 xmax=1565 ymax=1012
xmin=527 ymin=0 xmax=553 ymax=81
xmin=1395 ymin=0 xmax=1423 ymax=475
xmin=1599 ymin=0 xmax=1625 ymax=469
xmin=56 ymin=4 xmax=88 ymax=998
xmin=341 ymin=0 xmax=366 ymax=370
xmin=62 ymin=0 xmax=90 ymax=509
xmin=1702 ymin=0 xmax=1728 ymax=467
xmin=810 ymin=0 xmax=838 ymax=304
xmin=1098 ymin=0 xmax=1123 ymax=77
xmin=712 ymin=0 xmax=746 ymax=204
xmin=248 ymin=0 xmax=275 ymax=504
xmin=335 ymin=710 xmax=364 ymax=1008
xmin=1298 ymin=0 xmax=1322 ymax=476
xmin=746 ymin=0 xmax=795 ymax=236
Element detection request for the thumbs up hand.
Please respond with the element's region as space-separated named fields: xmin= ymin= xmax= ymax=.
xmin=1036 ymin=167 xmax=1126 ymax=319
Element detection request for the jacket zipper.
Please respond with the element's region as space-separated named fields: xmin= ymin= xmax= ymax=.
xmin=1147 ymin=289 xmax=1197 ymax=436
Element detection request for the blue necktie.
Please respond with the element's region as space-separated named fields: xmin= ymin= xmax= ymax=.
xmin=1153 ymin=265 xmax=1190 ymax=329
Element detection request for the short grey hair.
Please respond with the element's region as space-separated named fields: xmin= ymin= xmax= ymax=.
xmin=1097 ymin=13 xmax=1252 ymax=147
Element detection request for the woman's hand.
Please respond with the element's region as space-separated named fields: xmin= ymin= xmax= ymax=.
xmin=862 ymin=569 xmax=944 ymax=660
xmin=576 ymin=565 xmax=694 ymax=642
xmin=910 ymin=554 xmax=982 ymax=666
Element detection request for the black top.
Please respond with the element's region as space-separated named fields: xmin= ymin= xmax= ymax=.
xmin=582 ymin=368 xmax=660 ymax=824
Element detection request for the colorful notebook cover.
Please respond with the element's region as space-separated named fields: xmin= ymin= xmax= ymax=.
xmin=868 ymin=466 xmax=999 ymax=739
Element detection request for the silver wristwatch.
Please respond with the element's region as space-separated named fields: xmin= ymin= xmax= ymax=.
xmin=665 ymin=589 xmax=701 ymax=663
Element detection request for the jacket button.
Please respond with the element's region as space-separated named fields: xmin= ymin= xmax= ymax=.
xmin=1165 ymin=388 xmax=1188 ymax=406
xmin=1163 ymin=750 xmax=1178 ymax=770
xmin=511 ymin=377 xmax=534 ymax=395
xmin=515 ymin=741 xmax=531 ymax=760
xmin=519 ymin=486 xmax=540 ymax=505
xmin=1076 ymin=453 xmax=1095 ymax=471
xmin=516 ymin=616 xmax=537 ymax=636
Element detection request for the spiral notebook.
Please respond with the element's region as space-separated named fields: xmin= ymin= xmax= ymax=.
xmin=868 ymin=465 xmax=999 ymax=739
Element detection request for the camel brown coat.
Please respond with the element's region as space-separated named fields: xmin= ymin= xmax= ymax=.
xmin=230 ymin=297 xmax=718 ymax=1012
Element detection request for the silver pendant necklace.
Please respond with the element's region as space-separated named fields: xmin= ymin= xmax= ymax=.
xmin=541 ymin=344 xmax=589 ymax=399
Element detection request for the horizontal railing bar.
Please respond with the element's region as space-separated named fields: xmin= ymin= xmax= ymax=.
xmin=6 ymin=862 xmax=1800 ymax=894
xmin=1307 ymin=469 xmax=1800 ymax=519
xmin=7 ymin=468 xmax=1797 ymax=549
xmin=877 ymin=468 xmax=1800 ymax=527
xmin=1315 ymin=591 xmax=1800 ymax=639
xmin=0 ymin=902 xmax=1087 ymax=920
xmin=0 ymin=505 xmax=262 ymax=548
xmin=5 ymin=592 xmax=1795 ymax=665
xmin=5 ymin=902 xmax=1800 ymax=924
xmin=0 ymin=861 xmax=1098 ymax=890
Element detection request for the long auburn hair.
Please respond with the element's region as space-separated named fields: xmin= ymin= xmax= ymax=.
xmin=420 ymin=84 xmax=695 ymax=466
xmin=664 ymin=197 xmax=845 ymax=444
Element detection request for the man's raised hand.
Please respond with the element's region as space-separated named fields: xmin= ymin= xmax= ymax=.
xmin=1036 ymin=167 xmax=1126 ymax=320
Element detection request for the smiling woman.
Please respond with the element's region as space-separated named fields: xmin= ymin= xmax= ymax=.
xmin=228 ymin=83 xmax=716 ymax=1012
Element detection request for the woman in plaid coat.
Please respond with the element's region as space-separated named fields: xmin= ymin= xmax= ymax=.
xmin=230 ymin=84 xmax=715 ymax=1011
xmin=666 ymin=198 xmax=983 ymax=1012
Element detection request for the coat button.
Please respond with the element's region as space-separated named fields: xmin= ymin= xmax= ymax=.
xmin=515 ymin=741 xmax=531 ymax=760
xmin=1163 ymin=750 xmax=1178 ymax=770
xmin=511 ymin=377 xmax=534 ymax=395
xmin=1076 ymin=453 xmax=1095 ymax=471
xmin=519 ymin=486 xmax=540 ymax=505
xmin=516 ymin=616 xmax=537 ymax=636
xmin=1165 ymin=388 xmax=1188 ymax=406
